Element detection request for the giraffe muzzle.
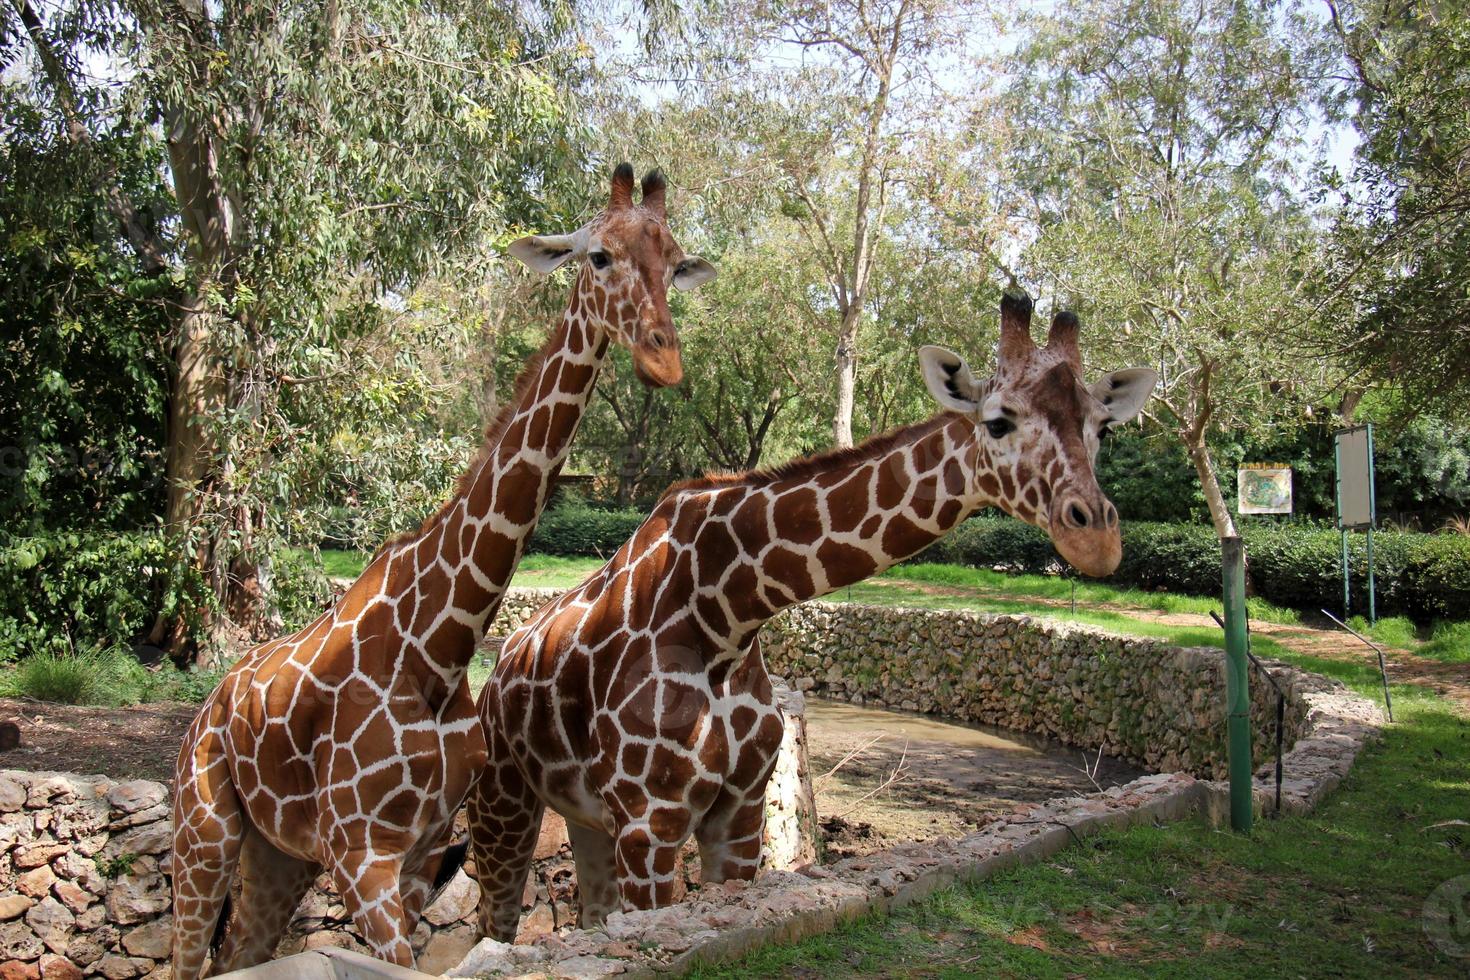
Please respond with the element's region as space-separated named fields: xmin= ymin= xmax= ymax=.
xmin=1049 ymin=495 xmax=1123 ymax=577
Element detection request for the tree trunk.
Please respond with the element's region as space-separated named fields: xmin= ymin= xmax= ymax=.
xmin=1185 ymin=434 xmax=1239 ymax=540
xmin=831 ymin=306 xmax=860 ymax=448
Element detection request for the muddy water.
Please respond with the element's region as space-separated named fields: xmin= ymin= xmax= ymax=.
xmin=805 ymin=697 xmax=1147 ymax=857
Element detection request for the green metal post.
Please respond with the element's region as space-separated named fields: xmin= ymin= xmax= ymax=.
xmin=1366 ymin=424 xmax=1377 ymax=624
xmin=1222 ymin=536 xmax=1253 ymax=833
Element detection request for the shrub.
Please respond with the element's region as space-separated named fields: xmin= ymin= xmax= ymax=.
xmin=528 ymin=502 xmax=646 ymax=558
xmin=0 ymin=531 xmax=205 ymax=661
xmin=270 ymin=549 xmax=335 ymax=632
xmin=1403 ymin=535 xmax=1470 ymax=623
xmin=913 ymin=515 xmax=1470 ymax=625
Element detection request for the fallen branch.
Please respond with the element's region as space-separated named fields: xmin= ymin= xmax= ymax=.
xmin=815 ymin=730 xmax=889 ymax=786
xmin=834 ymin=739 xmax=910 ymax=820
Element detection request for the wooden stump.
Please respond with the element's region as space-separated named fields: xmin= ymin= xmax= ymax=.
xmin=761 ymin=681 xmax=820 ymax=870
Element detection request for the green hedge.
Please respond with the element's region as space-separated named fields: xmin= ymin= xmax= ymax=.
xmin=921 ymin=516 xmax=1470 ymax=624
xmin=528 ymin=502 xmax=647 ymax=558
xmin=525 ymin=504 xmax=1470 ymax=624
xmin=0 ymin=531 xmax=202 ymax=660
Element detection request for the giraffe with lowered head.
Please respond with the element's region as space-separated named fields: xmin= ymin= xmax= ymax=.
xmin=465 ymin=290 xmax=1158 ymax=939
xmin=169 ymin=164 xmax=717 ymax=978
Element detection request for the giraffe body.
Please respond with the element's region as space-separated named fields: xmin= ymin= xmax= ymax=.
xmin=170 ymin=165 xmax=716 ymax=978
xmin=466 ymin=291 xmax=1160 ymax=939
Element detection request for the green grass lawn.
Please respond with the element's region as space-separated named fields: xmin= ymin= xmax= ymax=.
xmin=318 ymin=550 xmax=1467 ymax=662
xmin=692 ymin=652 xmax=1470 ymax=978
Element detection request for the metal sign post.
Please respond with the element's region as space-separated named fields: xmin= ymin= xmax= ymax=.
xmin=1334 ymin=425 xmax=1377 ymax=623
xmin=1221 ymin=537 xmax=1253 ymax=833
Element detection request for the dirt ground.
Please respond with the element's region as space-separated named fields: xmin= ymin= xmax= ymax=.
xmin=0 ymin=697 xmax=196 ymax=783
xmin=804 ymin=698 xmax=1145 ymax=857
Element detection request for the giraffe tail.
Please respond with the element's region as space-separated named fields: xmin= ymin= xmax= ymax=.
xmin=426 ymin=835 xmax=471 ymax=909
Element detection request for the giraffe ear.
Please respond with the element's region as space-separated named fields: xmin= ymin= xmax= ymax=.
xmin=507 ymin=230 xmax=586 ymax=274
xmin=919 ymin=345 xmax=982 ymax=414
xmin=1090 ymin=367 xmax=1158 ymax=423
xmin=673 ymin=256 xmax=717 ymax=290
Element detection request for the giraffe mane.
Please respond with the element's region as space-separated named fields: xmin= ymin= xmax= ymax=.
xmin=659 ymin=414 xmax=954 ymax=501
xmin=370 ymin=326 xmax=564 ymax=560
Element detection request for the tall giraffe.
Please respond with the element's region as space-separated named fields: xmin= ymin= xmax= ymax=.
xmin=465 ymin=291 xmax=1157 ymax=938
xmin=168 ymin=164 xmax=718 ymax=978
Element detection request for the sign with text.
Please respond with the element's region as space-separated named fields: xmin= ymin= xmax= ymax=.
xmin=1238 ymin=465 xmax=1293 ymax=515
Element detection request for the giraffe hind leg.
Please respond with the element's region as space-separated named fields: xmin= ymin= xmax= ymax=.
xmin=211 ymin=825 xmax=320 ymax=973
xmin=170 ymin=748 xmax=246 ymax=980
xmin=566 ymin=821 xmax=619 ymax=928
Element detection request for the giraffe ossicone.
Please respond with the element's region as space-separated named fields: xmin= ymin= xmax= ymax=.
xmin=465 ymin=289 xmax=1159 ymax=941
xmin=168 ymin=162 xmax=716 ymax=979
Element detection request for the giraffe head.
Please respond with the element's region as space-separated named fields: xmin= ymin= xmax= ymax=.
xmin=507 ymin=163 xmax=717 ymax=387
xmin=919 ymin=290 xmax=1157 ymax=577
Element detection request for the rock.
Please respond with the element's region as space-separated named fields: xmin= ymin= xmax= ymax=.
xmin=0 ymin=961 xmax=40 ymax=980
xmin=423 ymin=870 xmax=478 ymax=926
xmin=0 ymin=774 xmax=26 ymax=812
xmin=418 ymin=924 xmax=479 ymax=975
xmin=0 ymin=895 xmax=35 ymax=921
xmin=36 ymin=955 xmax=83 ymax=980
xmin=94 ymin=956 xmax=148 ymax=980
xmin=54 ymin=852 xmax=107 ymax=895
xmin=121 ymin=917 xmax=171 ymax=959
xmin=51 ymin=880 xmax=94 ymax=915
xmin=106 ymin=803 xmax=167 ymax=832
xmin=0 ymin=918 xmax=44 ymax=961
xmin=17 ymin=865 xmax=57 ymax=898
xmin=25 ymin=777 xmax=75 ymax=809
xmin=13 ymin=841 xmax=68 ymax=869
xmin=516 ymin=902 xmax=556 ymax=939
xmin=74 ymin=904 xmax=108 ymax=931
xmin=106 ymin=782 xmax=165 ymax=817
xmin=104 ymin=870 xmax=169 ymax=925
xmin=25 ymin=897 xmax=75 ymax=954
xmin=102 ymin=823 xmax=170 ymax=859
xmin=63 ymin=932 xmax=106 ymax=967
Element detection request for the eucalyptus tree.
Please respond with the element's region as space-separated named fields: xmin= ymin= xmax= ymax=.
xmin=4 ymin=0 xmax=590 ymax=658
xmin=1322 ymin=1 xmax=1470 ymax=420
xmin=709 ymin=0 xmax=979 ymax=449
xmin=998 ymin=0 xmax=1336 ymax=539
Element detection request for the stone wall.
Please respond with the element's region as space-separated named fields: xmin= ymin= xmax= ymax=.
xmin=757 ymin=602 xmax=1336 ymax=779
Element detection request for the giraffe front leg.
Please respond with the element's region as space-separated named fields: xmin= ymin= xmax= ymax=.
xmin=565 ymin=822 xmax=619 ymax=928
xmin=328 ymin=852 xmax=415 ymax=965
xmin=695 ymin=793 xmax=766 ymax=885
xmin=466 ymin=749 xmax=545 ymax=942
xmin=614 ymin=820 xmax=685 ymax=910
xmin=399 ymin=833 xmax=452 ymax=937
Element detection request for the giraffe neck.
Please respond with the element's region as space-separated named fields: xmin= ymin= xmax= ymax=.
xmin=687 ymin=413 xmax=1008 ymax=650
xmin=383 ymin=279 xmax=610 ymax=680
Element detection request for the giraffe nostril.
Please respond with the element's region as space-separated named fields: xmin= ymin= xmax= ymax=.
xmin=1104 ymin=503 xmax=1118 ymax=528
xmin=1069 ymin=503 xmax=1090 ymax=528
xmin=649 ymin=331 xmax=667 ymax=350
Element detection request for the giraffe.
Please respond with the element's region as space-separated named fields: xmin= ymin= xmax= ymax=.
xmin=464 ymin=289 xmax=1159 ymax=939
xmin=168 ymin=163 xmax=718 ymax=979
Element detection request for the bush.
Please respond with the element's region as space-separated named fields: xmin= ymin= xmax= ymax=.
xmin=1403 ymin=535 xmax=1470 ymax=622
xmin=0 ymin=531 xmax=205 ymax=661
xmin=528 ymin=502 xmax=646 ymax=558
xmin=915 ymin=515 xmax=1470 ymax=625
xmin=0 ymin=647 xmax=224 ymax=705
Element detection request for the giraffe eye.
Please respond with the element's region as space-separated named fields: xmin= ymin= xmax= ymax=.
xmin=984 ymin=418 xmax=1015 ymax=439
xmin=589 ymin=251 xmax=610 ymax=270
